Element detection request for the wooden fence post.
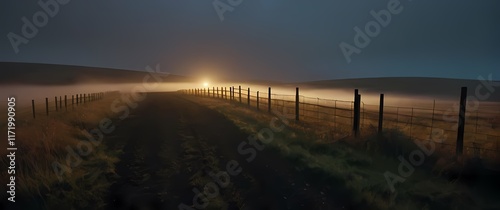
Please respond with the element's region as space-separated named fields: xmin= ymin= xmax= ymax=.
xmin=217 ymin=87 xmax=219 ymax=98
xmin=213 ymin=87 xmax=215 ymax=97
xmin=247 ymin=88 xmax=250 ymax=106
xmin=239 ymin=85 xmax=242 ymax=103
xmin=55 ymin=97 xmax=58 ymax=111
xmin=84 ymin=94 xmax=86 ymax=103
xmin=32 ymin=100 xmax=35 ymax=119
xmin=268 ymin=87 xmax=271 ymax=113
xmin=378 ymin=94 xmax=384 ymax=135
xmin=46 ymin=98 xmax=49 ymax=116
xmin=59 ymin=96 xmax=62 ymax=109
xmin=232 ymin=86 xmax=235 ymax=101
xmin=353 ymin=89 xmax=360 ymax=137
xmin=456 ymin=87 xmax=467 ymax=156
xmin=257 ymin=91 xmax=260 ymax=110
xmin=295 ymin=87 xmax=299 ymax=121
xmin=72 ymin=95 xmax=74 ymax=107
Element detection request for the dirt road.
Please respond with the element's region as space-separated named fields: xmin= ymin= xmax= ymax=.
xmin=106 ymin=93 xmax=348 ymax=210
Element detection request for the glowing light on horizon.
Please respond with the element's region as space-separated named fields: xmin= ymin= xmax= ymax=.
xmin=203 ymin=82 xmax=209 ymax=87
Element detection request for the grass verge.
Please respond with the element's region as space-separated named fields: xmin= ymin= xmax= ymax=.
xmin=184 ymin=95 xmax=500 ymax=210
xmin=0 ymin=92 xmax=122 ymax=209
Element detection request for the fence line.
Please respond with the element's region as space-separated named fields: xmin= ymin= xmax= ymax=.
xmin=182 ymin=86 xmax=500 ymax=159
xmin=8 ymin=92 xmax=111 ymax=120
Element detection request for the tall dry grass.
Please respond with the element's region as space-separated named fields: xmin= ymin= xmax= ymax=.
xmin=184 ymin=94 xmax=500 ymax=210
xmin=0 ymin=92 xmax=122 ymax=209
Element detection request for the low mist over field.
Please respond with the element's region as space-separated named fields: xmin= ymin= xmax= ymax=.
xmin=2 ymin=62 xmax=499 ymax=110
xmin=1 ymin=1 xmax=499 ymax=209
xmin=0 ymin=83 xmax=196 ymax=107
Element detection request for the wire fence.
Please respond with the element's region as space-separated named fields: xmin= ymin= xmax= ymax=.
xmin=0 ymin=92 xmax=116 ymax=124
xmin=183 ymin=86 xmax=500 ymax=160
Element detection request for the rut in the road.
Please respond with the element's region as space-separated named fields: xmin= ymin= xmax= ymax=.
xmin=105 ymin=93 xmax=347 ymax=210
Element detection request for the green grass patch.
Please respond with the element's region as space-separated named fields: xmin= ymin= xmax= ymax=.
xmin=185 ymin=96 xmax=492 ymax=210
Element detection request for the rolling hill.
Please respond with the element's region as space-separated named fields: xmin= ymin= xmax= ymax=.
xmin=0 ymin=62 xmax=193 ymax=85
xmin=295 ymin=77 xmax=500 ymax=101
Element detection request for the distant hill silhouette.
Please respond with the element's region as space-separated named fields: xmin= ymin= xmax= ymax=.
xmin=0 ymin=62 xmax=193 ymax=85
xmin=1 ymin=62 xmax=498 ymax=102
xmin=296 ymin=77 xmax=500 ymax=101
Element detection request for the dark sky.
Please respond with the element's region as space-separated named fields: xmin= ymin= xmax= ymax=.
xmin=1 ymin=0 xmax=499 ymax=82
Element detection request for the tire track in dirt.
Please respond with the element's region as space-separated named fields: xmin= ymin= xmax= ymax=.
xmin=175 ymin=96 xmax=348 ymax=210
xmin=106 ymin=93 xmax=348 ymax=210
xmin=106 ymin=93 xmax=189 ymax=209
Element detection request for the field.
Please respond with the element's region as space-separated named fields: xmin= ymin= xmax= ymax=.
xmin=0 ymin=92 xmax=122 ymax=209
xmin=184 ymin=86 xmax=500 ymax=162
xmin=1 ymin=88 xmax=499 ymax=210
xmin=182 ymin=93 xmax=500 ymax=209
